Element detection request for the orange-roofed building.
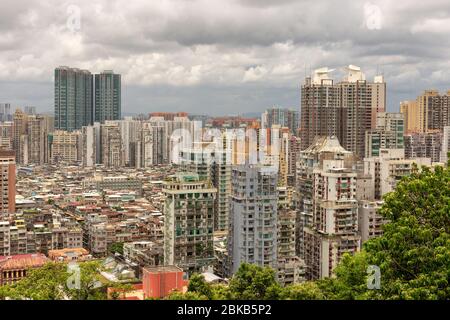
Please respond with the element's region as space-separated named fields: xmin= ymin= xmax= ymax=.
xmin=0 ymin=253 xmax=49 ymax=286
xmin=48 ymin=248 xmax=92 ymax=262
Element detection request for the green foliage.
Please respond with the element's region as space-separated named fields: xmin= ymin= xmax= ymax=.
xmin=109 ymin=242 xmax=124 ymax=255
xmin=0 ymin=263 xmax=67 ymax=300
xmin=0 ymin=261 xmax=109 ymax=300
xmin=279 ymin=281 xmax=326 ymax=300
xmin=109 ymin=283 xmax=135 ymax=300
xmin=187 ymin=273 xmax=212 ymax=299
xmin=318 ymin=164 xmax=450 ymax=300
xmin=228 ymin=263 xmax=282 ymax=300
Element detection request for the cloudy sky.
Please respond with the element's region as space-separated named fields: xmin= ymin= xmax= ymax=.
xmin=0 ymin=0 xmax=450 ymax=116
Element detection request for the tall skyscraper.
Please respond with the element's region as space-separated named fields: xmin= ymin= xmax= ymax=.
xmin=416 ymin=90 xmax=450 ymax=133
xmin=441 ymin=126 xmax=450 ymax=164
xmin=0 ymin=104 xmax=12 ymax=122
xmin=13 ymin=109 xmax=29 ymax=165
xmin=263 ymin=107 xmax=299 ymax=135
xmin=296 ymin=136 xmax=360 ymax=280
xmin=180 ymin=140 xmax=232 ymax=232
xmin=300 ymin=65 xmax=386 ymax=158
xmin=229 ymin=164 xmax=278 ymax=274
xmin=27 ymin=115 xmax=52 ymax=165
xmin=24 ymin=106 xmax=37 ymax=115
xmin=163 ymin=173 xmax=217 ymax=274
xmin=0 ymin=150 xmax=16 ymax=217
xmin=400 ymin=100 xmax=420 ymax=134
xmin=94 ymin=70 xmax=121 ymax=123
xmin=55 ymin=66 xmax=93 ymax=131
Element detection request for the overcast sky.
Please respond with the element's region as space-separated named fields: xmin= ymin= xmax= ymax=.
xmin=0 ymin=0 xmax=450 ymax=116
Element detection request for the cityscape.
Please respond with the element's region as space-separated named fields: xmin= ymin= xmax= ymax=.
xmin=0 ymin=0 xmax=449 ymax=304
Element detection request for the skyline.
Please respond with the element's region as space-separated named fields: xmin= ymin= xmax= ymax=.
xmin=1 ymin=0 xmax=450 ymax=115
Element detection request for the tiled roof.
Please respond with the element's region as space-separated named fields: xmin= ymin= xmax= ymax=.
xmin=0 ymin=254 xmax=49 ymax=270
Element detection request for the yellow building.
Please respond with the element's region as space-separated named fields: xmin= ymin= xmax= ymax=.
xmin=400 ymin=100 xmax=420 ymax=134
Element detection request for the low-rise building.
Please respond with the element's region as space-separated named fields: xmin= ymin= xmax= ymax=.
xmin=0 ymin=253 xmax=49 ymax=286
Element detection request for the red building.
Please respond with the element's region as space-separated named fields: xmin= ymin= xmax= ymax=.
xmin=142 ymin=265 xmax=188 ymax=299
xmin=0 ymin=254 xmax=49 ymax=286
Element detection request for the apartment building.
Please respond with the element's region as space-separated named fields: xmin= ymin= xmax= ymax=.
xmin=101 ymin=122 xmax=124 ymax=167
xmin=297 ymin=136 xmax=360 ymax=280
xmin=277 ymin=209 xmax=305 ymax=286
xmin=300 ymin=65 xmax=386 ymax=158
xmin=404 ymin=131 xmax=443 ymax=163
xmin=358 ymin=200 xmax=387 ymax=244
xmin=163 ymin=173 xmax=217 ymax=274
xmin=365 ymin=112 xmax=404 ymax=158
xmin=229 ymin=164 xmax=278 ymax=274
xmin=50 ymin=130 xmax=82 ymax=164
xmin=364 ymin=148 xmax=431 ymax=200
xmin=0 ymin=150 xmax=16 ymax=216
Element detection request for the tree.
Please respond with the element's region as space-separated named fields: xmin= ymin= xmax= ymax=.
xmin=66 ymin=261 xmax=107 ymax=300
xmin=187 ymin=273 xmax=212 ymax=299
xmin=321 ymin=164 xmax=450 ymax=300
xmin=109 ymin=283 xmax=135 ymax=300
xmin=280 ymin=281 xmax=326 ymax=300
xmin=228 ymin=263 xmax=282 ymax=300
xmin=0 ymin=261 xmax=109 ymax=300
xmin=0 ymin=263 xmax=67 ymax=300
xmin=109 ymin=242 xmax=124 ymax=255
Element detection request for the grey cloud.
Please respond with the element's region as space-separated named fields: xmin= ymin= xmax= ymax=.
xmin=0 ymin=0 xmax=450 ymax=116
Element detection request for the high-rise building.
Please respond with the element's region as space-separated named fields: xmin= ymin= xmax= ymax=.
xmin=296 ymin=136 xmax=360 ymax=280
xmin=403 ymin=90 xmax=450 ymax=134
xmin=54 ymin=66 xmax=93 ymax=131
xmin=300 ymin=65 xmax=386 ymax=158
xmin=404 ymin=131 xmax=442 ymax=163
xmin=441 ymin=126 xmax=450 ymax=164
xmin=81 ymin=125 xmax=98 ymax=167
xmin=364 ymin=148 xmax=431 ymax=200
xmin=100 ymin=122 xmax=124 ymax=168
xmin=400 ymin=100 xmax=421 ymax=134
xmin=0 ymin=122 xmax=13 ymax=150
xmin=263 ymin=107 xmax=299 ymax=135
xmin=365 ymin=112 xmax=404 ymax=158
xmin=287 ymin=135 xmax=301 ymax=187
xmin=94 ymin=70 xmax=121 ymax=123
xmin=277 ymin=208 xmax=305 ymax=286
xmin=50 ymin=130 xmax=82 ymax=164
xmin=416 ymin=90 xmax=450 ymax=133
xmin=180 ymin=140 xmax=232 ymax=232
xmin=0 ymin=150 xmax=16 ymax=217
xmin=13 ymin=109 xmax=29 ymax=165
xmin=24 ymin=106 xmax=37 ymax=115
xmin=229 ymin=164 xmax=278 ymax=274
xmin=358 ymin=200 xmax=387 ymax=244
xmin=0 ymin=104 xmax=12 ymax=122
xmin=27 ymin=115 xmax=52 ymax=165
xmin=163 ymin=173 xmax=216 ymax=274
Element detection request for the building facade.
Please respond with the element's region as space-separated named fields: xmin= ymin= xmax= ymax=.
xmin=54 ymin=66 xmax=93 ymax=131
